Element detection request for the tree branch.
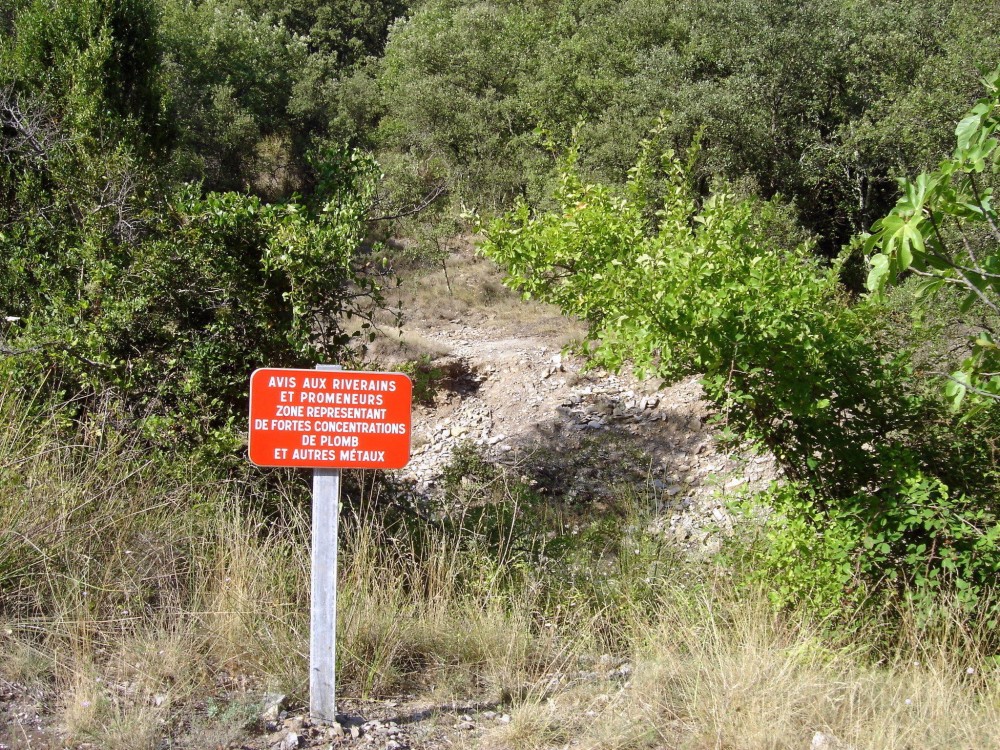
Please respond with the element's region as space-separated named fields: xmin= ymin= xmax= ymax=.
xmin=367 ymin=183 xmax=447 ymax=223
xmin=933 ymin=370 xmax=1000 ymax=402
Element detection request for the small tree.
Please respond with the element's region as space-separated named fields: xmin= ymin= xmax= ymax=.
xmin=866 ymin=65 xmax=1000 ymax=409
xmin=1 ymin=1 xmax=392 ymax=454
xmin=477 ymin=124 xmax=1000 ymax=618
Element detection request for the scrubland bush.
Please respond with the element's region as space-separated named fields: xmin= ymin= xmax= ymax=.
xmin=479 ymin=117 xmax=1000 ymax=626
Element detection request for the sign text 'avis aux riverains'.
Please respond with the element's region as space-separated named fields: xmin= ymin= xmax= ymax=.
xmin=248 ymin=368 xmax=412 ymax=469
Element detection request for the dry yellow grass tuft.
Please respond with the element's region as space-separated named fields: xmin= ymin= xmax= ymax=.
xmin=489 ymin=585 xmax=1000 ymax=750
xmin=0 ymin=387 xmax=563 ymax=745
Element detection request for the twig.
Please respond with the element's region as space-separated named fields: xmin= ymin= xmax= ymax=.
xmin=969 ymin=174 xmax=1000 ymax=245
xmin=933 ymin=370 xmax=1000 ymax=402
xmin=368 ymin=183 xmax=448 ymax=223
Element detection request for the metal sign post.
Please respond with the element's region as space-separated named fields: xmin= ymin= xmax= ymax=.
xmin=310 ymin=364 xmax=341 ymax=722
xmin=247 ymin=364 xmax=412 ymax=724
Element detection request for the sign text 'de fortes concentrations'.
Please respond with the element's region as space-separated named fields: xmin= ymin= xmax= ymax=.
xmin=249 ymin=368 xmax=412 ymax=469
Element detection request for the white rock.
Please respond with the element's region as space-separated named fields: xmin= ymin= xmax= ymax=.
xmin=259 ymin=693 xmax=286 ymax=722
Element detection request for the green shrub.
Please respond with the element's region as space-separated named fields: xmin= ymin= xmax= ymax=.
xmin=479 ymin=129 xmax=905 ymax=498
xmin=398 ymin=354 xmax=445 ymax=406
xmin=378 ymin=0 xmax=999 ymax=255
xmin=734 ymin=470 xmax=1000 ymax=624
xmin=1 ymin=128 xmax=390 ymax=454
xmin=0 ymin=0 xmax=396 ymax=453
xmin=866 ymin=65 xmax=1000 ymax=410
xmin=478 ymin=126 xmax=1000 ymax=621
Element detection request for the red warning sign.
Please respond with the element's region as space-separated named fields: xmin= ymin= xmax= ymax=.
xmin=249 ymin=368 xmax=412 ymax=469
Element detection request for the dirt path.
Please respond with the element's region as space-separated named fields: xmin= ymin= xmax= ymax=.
xmin=382 ymin=257 xmax=778 ymax=550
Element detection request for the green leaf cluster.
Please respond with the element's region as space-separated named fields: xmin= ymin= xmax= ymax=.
xmin=866 ymin=65 xmax=1000 ymax=410
xmin=480 ymin=128 xmax=1000 ymax=618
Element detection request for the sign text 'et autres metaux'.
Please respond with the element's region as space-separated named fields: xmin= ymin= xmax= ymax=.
xmin=248 ymin=368 xmax=412 ymax=469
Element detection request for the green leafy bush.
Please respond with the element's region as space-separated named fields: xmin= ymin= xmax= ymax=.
xmin=379 ymin=0 xmax=999 ymax=254
xmin=1 ymin=154 xmax=389 ymax=451
xmin=1 ymin=3 xmax=392 ymax=452
xmin=736 ymin=470 xmax=1000 ymax=621
xmin=480 ymin=130 xmax=907 ymax=498
xmin=866 ymin=65 xmax=1000 ymax=409
xmin=158 ymin=0 xmax=308 ymax=192
xmin=730 ymin=484 xmax=857 ymax=618
xmin=478 ymin=127 xmax=1000 ymax=619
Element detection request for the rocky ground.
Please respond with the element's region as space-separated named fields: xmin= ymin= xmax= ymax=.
xmin=238 ymin=695 xmax=516 ymax=750
xmin=0 ymin=250 xmax=779 ymax=750
xmin=393 ymin=316 xmax=777 ymax=553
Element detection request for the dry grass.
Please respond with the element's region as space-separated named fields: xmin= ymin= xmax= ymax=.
xmin=367 ymin=242 xmax=586 ymax=368
xmin=336 ymin=496 xmax=560 ymax=700
xmin=193 ymin=500 xmax=310 ymax=691
xmin=491 ymin=584 xmax=1000 ymax=750
xmin=2 ymin=385 xmax=999 ymax=749
xmin=0 ymin=387 xmax=563 ymax=745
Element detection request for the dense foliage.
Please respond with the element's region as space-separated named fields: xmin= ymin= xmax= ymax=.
xmin=479 ymin=126 xmax=1000 ymax=618
xmin=378 ymin=0 xmax=1000 ymax=255
xmin=0 ymin=0 xmax=394 ymax=451
xmin=159 ymin=0 xmax=407 ymax=193
xmin=867 ymin=66 xmax=1000 ymax=409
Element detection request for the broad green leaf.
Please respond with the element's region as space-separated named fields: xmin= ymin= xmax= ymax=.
xmin=956 ymin=114 xmax=983 ymax=151
xmin=944 ymin=369 xmax=970 ymax=409
xmin=866 ymin=253 xmax=890 ymax=291
xmin=897 ymin=228 xmax=915 ymax=269
xmin=913 ymin=277 xmax=943 ymax=299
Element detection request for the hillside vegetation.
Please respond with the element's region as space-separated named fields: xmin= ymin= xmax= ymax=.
xmin=2 ymin=0 xmax=1000 ymax=746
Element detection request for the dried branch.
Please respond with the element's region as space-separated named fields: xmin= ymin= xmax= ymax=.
xmin=1 ymin=88 xmax=146 ymax=241
xmin=367 ymin=183 xmax=448 ymax=223
xmin=0 ymin=334 xmax=109 ymax=368
xmin=0 ymin=88 xmax=70 ymax=165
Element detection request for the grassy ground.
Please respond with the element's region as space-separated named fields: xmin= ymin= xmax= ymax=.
xmin=2 ymin=386 xmax=999 ymax=749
